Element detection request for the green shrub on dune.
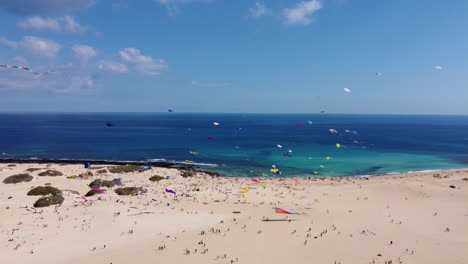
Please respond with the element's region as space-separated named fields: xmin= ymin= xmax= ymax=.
xmin=27 ymin=186 xmax=62 ymax=196
xmin=88 ymin=179 xmax=122 ymax=189
xmin=38 ymin=170 xmax=64 ymax=177
xmin=3 ymin=173 xmax=33 ymax=184
xmin=33 ymin=194 xmax=64 ymax=207
xmin=84 ymin=189 xmax=103 ymax=197
xmin=108 ymin=165 xmax=144 ymax=173
xmin=149 ymin=175 xmax=165 ymax=182
xmin=26 ymin=168 xmax=43 ymax=172
xmin=115 ymin=187 xmax=142 ymax=196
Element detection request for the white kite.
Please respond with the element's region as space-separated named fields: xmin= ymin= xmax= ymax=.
xmin=344 ymin=88 xmax=351 ymax=93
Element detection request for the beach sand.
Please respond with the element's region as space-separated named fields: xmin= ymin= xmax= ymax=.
xmin=1 ymin=163 xmax=467 ymax=264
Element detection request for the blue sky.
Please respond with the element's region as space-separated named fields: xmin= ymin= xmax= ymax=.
xmin=0 ymin=0 xmax=467 ymax=114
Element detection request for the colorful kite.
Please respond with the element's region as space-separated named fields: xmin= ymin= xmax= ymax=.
xmin=275 ymin=207 xmax=301 ymax=215
xmin=297 ymin=124 xmax=304 ymax=127
xmin=92 ymin=188 xmax=106 ymax=194
xmin=376 ymin=72 xmax=382 ymax=75
xmin=0 ymin=64 xmax=56 ymax=75
xmin=329 ymin=129 xmax=338 ymax=134
xmin=336 ymin=143 xmax=341 ymax=148
xmin=435 ymin=66 xmax=442 ymax=70
xmin=188 ymin=150 xmax=199 ymax=155
xmin=165 ymin=189 xmax=176 ymax=194
xmin=213 ymin=122 xmax=219 ymax=126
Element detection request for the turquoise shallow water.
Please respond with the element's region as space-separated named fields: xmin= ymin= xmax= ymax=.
xmin=0 ymin=113 xmax=467 ymax=177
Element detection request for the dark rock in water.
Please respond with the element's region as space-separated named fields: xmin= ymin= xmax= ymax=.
xmin=27 ymin=186 xmax=61 ymax=196
xmin=89 ymin=179 xmax=121 ymax=189
xmin=149 ymin=175 xmax=165 ymax=182
xmin=38 ymin=170 xmax=63 ymax=177
xmin=3 ymin=173 xmax=33 ymax=184
xmin=34 ymin=194 xmax=64 ymax=208
xmin=26 ymin=168 xmax=43 ymax=172
xmin=449 ymin=185 xmax=456 ymax=189
xmin=115 ymin=187 xmax=142 ymax=196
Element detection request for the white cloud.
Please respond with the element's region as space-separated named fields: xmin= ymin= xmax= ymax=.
xmin=0 ymin=36 xmax=61 ymax=58
xmin=72 ymin=44 xmax=97 ymax=61
xmin=0 ymin=0 xmax=95 ymax=16
xmin=0 ymin=62 xmax=98 ymax=94
xmin=17 ymin=16 xmax=87 ymax=33
xmin=98 ymin=61 xmax=128 ymax=73
xmin=249 ymin=2 xmax=268 ymax=18
xmin=17 ymin=16 xmax=60 ymax=31
xmin=155 ymin=0 xmax=214 ymax=15
xmin=191 ymin=80 xmax=231 ymax=88
xmin=119 ymin=48 xmax=168 ymax=75
xmin=284 ymin=0 xmax=322 ymax=25
xmin=63 ymin=16 xmax=87 ymax=33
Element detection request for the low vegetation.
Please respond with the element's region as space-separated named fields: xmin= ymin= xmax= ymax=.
xmin=108 ymin=165 xmax=144 ymax=173
xmin=26 ymin=168 xmax=43 ymax=172
xmin=114 ymin=187 xmax=142 ymax=196
xmin=149 ymin=175 xmax=165 ymax=182
xmin=88 ymin=179 xmax=122 ymax=189
xmin=33 ymin=194 xmax=64 ymax=207
xmin=27 ymin=186 xmax=62 ymax=196
xmin=38 ymin=170 xmax=63 ymax=176
xmin=3 ymin=173 xmax=33 ymax=184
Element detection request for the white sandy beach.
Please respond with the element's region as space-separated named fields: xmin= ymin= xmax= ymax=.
xmin=1 ymin=163 xmax=467 ymax=264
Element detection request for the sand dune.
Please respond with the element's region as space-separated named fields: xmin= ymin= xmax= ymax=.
xmin=1 ymin=163 xmax=467 ymax=264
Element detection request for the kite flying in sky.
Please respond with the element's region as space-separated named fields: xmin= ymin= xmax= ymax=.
xmin=0 ymin=65 xmax=55 ymax=75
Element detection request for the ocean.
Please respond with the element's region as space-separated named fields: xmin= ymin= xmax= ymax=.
xmin=1 ymin=113 xmax=467 ymax=177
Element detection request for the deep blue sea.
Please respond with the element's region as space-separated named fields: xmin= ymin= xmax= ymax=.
xmin=1 ymin=113 xmax=467 ymax=177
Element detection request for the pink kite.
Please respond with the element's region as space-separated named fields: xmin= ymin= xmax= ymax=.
xmin=292 ymin=177 xmax=298 ymax=181
xmin=297 ymin=124 xmax=304 ymax=127
xmin=92 ymin=188 xmax=106 ymax=194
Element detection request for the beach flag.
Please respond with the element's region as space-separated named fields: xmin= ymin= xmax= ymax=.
xmin=275 ymin=207 xmax=301 ymax=215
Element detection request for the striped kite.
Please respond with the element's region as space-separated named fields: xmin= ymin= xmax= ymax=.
xmin=0 ymin=65 xmax=55 ymax=75
xmin=275 ymin=207 xmax=301 ymax=215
